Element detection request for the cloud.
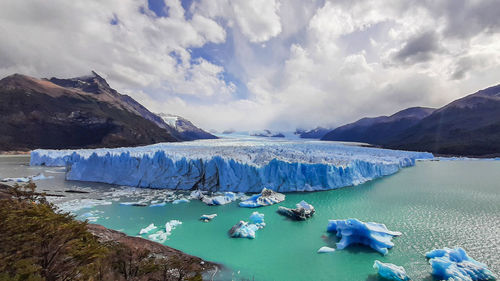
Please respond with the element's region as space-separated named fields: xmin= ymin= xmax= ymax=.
xmin=393 ymin=31 xmax=441 ymax=64
xmin=1 ymin=0 xmax=500 ymax=132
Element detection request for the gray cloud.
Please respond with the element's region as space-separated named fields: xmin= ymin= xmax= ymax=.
xmin=393 ymin=31 xmax=441 ymax=64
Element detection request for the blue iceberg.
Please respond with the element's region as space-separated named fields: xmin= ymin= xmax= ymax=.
xmin=29 ymin=139 xmax=432 ymax=193
xmin=172 ymin=198 xmax=190 ymax=204
xmin=373 ymin=260 xmax=411 ymax=281
xmin=326 ymin=218 xmax=401 ymax=255
xmin=229 ymin=212 xmax=266 ymax=239
xmin=201 ymin=192 xmax=238 ymax=205
xmin=426 ymin=247 xmax=496 ymax=281
xmin=239 ymin=188 xmax=285 ymax=208
xmin=277 ymin=200 xmax=315 ymax=220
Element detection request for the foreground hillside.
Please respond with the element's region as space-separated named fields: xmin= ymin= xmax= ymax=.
xmin=0 ymin=183 xmax=215 ymax=281
xmin=0 ymin=72 xmax=215 ymax=151
xmin=322 ymin=84 xmax=500 ymax=157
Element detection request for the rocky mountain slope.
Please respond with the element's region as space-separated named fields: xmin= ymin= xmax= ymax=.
xmin=322 ymin=107 xmax=435 ymax=144
xmin=0 ymin=72 xmax=215 ymax=151
xmin=322 ymin=84 xmax=500 ymax=156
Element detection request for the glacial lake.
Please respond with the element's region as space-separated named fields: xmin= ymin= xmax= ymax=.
xmin=1 ymin=155 xmax=499 ymax=281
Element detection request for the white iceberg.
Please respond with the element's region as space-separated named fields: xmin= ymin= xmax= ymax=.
xmin=201 ymin=192 xmax=238 ymax=205
xmin=172 ymin=198 xmax=190 ymax=204
xmin=326 ymin=218 xmax=401 ymax=255
xmin=146 ymin=220 xmax=182 ymax=243
xmin=239 ymin=188 xmax=285 ymax=208
xmin=1 ymin=173 xmax=54 ymax=183
xmin=229 ymin=212 xmax=266 ymax=239
xmin=317 ymin=246 xmax=336 ymax=253
xmin=200 ymin=214 xmax=217 ymax=222
xmin=373 ymin=260 xmax=411 ymax=281
xmin=425 ymin=247 xmax=496 ymax=281
xmin=30 ymin=138 xmax=433 ymax=192
xmin=139 ymin=223 xmax=157 ymax=235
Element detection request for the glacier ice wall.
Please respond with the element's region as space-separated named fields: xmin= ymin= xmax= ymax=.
xmin=30 ymin=138 xmax=433 ymax=192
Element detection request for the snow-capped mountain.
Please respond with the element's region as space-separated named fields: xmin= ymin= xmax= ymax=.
xmin=157 ymin=113 xmax=217 ymax=141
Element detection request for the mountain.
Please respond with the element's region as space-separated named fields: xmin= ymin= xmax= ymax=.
xmin=322 ymin=84 xmax=500 ymax=156
xmin=384 ymin=84 xmax=500 ymax=156
xmin=157 ymin=113 xmax=217 ymax=141
xmin=296 ymin=127 xmax=331 ymax=139
xmin=250 ymin=130 xmax=285 ymax=138
xmin=322 ymin=107 xmax=435 ymax=144
xmin=0 ymin=72 xmax=215 ymax=151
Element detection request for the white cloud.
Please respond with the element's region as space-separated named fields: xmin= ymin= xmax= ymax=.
xmin=1 ymin=0 xmax=500 ymax=132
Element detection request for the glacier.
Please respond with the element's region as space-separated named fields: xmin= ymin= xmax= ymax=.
xmin=425 ymin=247 xmax=496 ymax=281
xmin=373 ymin=260 xmax=411 ymax=281
xmin=326 ymin=218 xmax=402 ymax=255
xmin=30 ymin=138 xmax=433 ymax=192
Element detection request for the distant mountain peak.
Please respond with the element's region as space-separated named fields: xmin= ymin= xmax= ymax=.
xmin=47 ymin=71 xmax=113 ymax=95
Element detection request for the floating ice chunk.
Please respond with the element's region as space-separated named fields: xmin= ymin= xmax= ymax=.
xmin=149 ymin=202 xmax=166 ymax=207
xmin=373 ymin=260 xmax=411 ymax=281
xmin=317 ymin=246 xmax=336 ymax=253
xmin=190 ymin=190 xmax=206 ymax=200
xmin=239 ymin=188 xmax=285 ymax=208
xmin=139 ymin=223 xmax=157 ymax=235
xmin=277 ymin=200 xmax=315 ymax=220
xmin=165 ymin=220 xmax=182 ymax=235
xmin=172 ymin=198 xmax=190 ymax=204
xmin=146 ymin=220 xmax=182 ymax=243
xmin=200 ymin=214 xmax=217 ymax=222
xmin=120 ymin=201 xmax=148 ymax=207
xmin=326 ymin=218 xmax=401 ymax=255
xmin=1 ymin=173 xmax=54 ymax=183
xmin=148 ymin=230 xmax=167 ymax=243
xmin=425 ymin=247 xmax=496 ymax=281
xmin=56 ymin=199 xmax=112 ymax=213
xmin=202 ymin=192 xmax=238 ymax=205
xmin=31 ymin=173 xmax=54 ymax=181
xmin=229 ymin=212 xmax=266 ymax=239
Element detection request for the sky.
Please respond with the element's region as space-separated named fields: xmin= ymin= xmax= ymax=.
xmin=1 ymin=0 xmax=500 ymax=132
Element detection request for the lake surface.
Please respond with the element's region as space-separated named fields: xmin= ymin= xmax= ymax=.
xmin=1 ymin=156 xmax=499 ymax=281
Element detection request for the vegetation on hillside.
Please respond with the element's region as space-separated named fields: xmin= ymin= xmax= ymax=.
xmin=0 ymin=183 xmax=208 ymax=281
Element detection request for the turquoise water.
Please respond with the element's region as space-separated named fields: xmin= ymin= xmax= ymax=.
xmin=1 ymin=157 xmax=499 ymax=280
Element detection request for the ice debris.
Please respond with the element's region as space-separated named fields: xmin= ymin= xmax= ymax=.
xmin=172 ymin=198 xmax=190 ymax=204
xmin=277 ymin=200 xmax=315 ymax=220
xmin=326 ymin=218 xmax=401 ymax=255
xmin=1 ymin=173 xmax=53 ymax=183
xmin=149 ymin=202 xmax=166 ymax=207
xmin=139 ymin=223 xmax=157 ymax=235
xmin=201 ymin=192 xmax=238 ymax=205
xmin=145 ymin=220 xmax=182 ymax=243
xmin=317 ymin=246 xmax=336 ymax=253
xmin=30 ymin=139 xmax=433 ymax=192
xmin=239 ymin=188 xmax=285 ymax=208
xmin=425 ymin=247 xmax=496 ymax=281
xmin=200 ymin=214 xmax=217 ymax=222
xmin=229 ymin=212 xmax=266 ymax=239
xmin=373 ymin=260 xmax=411 ymax=281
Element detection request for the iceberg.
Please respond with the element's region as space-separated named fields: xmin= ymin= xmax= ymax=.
xmin=277 ymin=200 xmax=315 ymax=220
xmin=201 ymin=192 xmax=238 ymax=205
xmin=1 ymin=173 xmax=53 ymax=183
xmin=29 ymin=138 xmax=433 ymax=193
xmin=146 ymin=220 xmax=182 ymax=243
xmin=229 ymin=212 xmax=266 ymax=239
xmin=139 ymin=223 xmax=157 ymax=235
xmin=326 ymin=218 xmax=401 ymax=255
xmin=425 ymin=247 xmax=496 ymax=281
xmin=239 ymin=188 xmax=285 ymax=208
xmin=373 ymin=260 xmax=411 ymax=281
xmin=317 ymin=246 xmax=336 ymax=253
xmin=172 ymin=198 xmax=190 ymax=204
xmin=200 ymin=214 xmax=217 ymax=222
